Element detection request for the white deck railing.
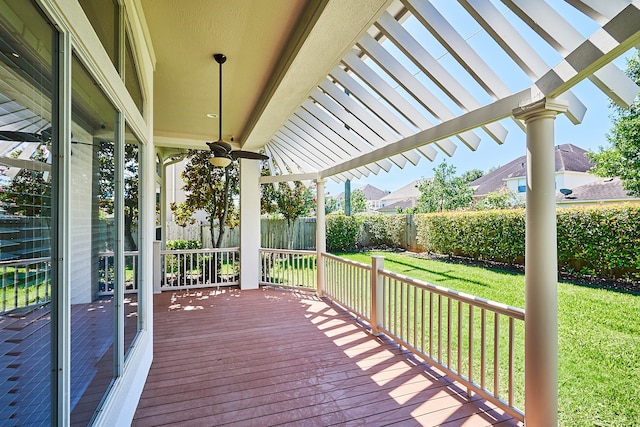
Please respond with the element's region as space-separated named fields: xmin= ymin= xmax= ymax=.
xmin=0 ymin=256 xmax=51 ymax=313
xmin=374 ymin=263 xmax=525 ymax=422
xmin=308 ymin=253 xmax=524 ymax=422
xmin=0 ymin=245 xmax=524 ymax=419
xmin=160 ymin=247 xmax=240 ymax=291
xmin=323 ymin=253 xmax=372 ymax=322
xmin=98 ymin=251 xmax=139 ymax=296
xmin=259 ymin=248 xmax=317 ymax=290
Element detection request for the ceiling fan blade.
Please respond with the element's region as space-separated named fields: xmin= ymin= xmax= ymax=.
xmin=206 ymin=141 xmax=229 ymax=156
xmin=0 ymin=130 xmax=42 ymax=142
xmin=231 ymin=150 xmax=269 ymax=160
xmin=216 ymin=140 xmax=232 ymax=152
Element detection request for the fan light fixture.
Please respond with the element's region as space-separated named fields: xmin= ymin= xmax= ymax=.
xmin=209 ymin=156 xmax=232 ymax=167
xmin=205 ymin=53 xmax=269 ymax=166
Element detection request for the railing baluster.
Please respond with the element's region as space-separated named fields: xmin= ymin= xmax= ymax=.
xmin=3 ymin=266 xmax=7 ymax=311
xmin=13 ymin=267 xmax=18 ymax=308
xmin=438 ymin=294 xmax=442 ymax=363
xmin=481 ymin=308 xmax=486 ymax=390
xmin=399 ymin=280 xmax=404 ymax=345
xmin=447 ymin=297 xmax=452 ymax=369
xmin=420 ymin=288 xmax=425 ymax=353
xmin=494 ymin=312 xmax=500 ymax=398
xmin=413 ymin=285 xmax=418 ymax=350
xmin=429 ymin=292 xmax=433 ymax=357
xmin=468 ymin=305 xmax=474 ymax=397
xmin=509 ymin=316 xmax=515 ymax=407
xmin=458 ymin=300 xmax=462 ymax=375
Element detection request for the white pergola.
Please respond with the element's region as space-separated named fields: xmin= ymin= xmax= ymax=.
xmin=147 ymin=2 xmax=640 ymax=425
xmin=239 ymin=2 xmax=640 ymax=426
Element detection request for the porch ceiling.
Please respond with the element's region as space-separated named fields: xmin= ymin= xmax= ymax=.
xmin=144 ymin=0 xmax=640 ymax=183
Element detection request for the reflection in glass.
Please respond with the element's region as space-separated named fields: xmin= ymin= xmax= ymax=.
xmin=70 ymin=54 xmax=117 ymax=425
xmin=0 ymin=1 xmax=55 ymax=424
xmin=125 ymin=30 xmax=144 ymax=114
xmin=124 ymin=125 xmax=140 ymax=356
xmin=78 ymin=0 xmax=119 ymax=70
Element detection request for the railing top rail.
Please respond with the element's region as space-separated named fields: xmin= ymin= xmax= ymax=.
xmin=160 ymin=247 xmax=240 ymax=255
xmin=380 ymin=269 xmax=525 ymax=320
xmin=0 ymin=256 xmax=51 ymax=267
xmin=260 ymin=248 xmax=317 ymax=255
xmin=322 ymin=252 xmax=372 ymax=271
xmin=98 ymin=251 xmax=139 ymax=256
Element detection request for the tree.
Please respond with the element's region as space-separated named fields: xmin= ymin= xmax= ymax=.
xmin=588 ymin=51 xmax=640 ymax=196
xmin=97 ymin=141 xmax=140 ymax=250
xmin=170 ymin=149 xmax=239 ymax=248
xmin=416 ymin=160 xmax=474 ymax=212
xmin=271 ymin=181 xmax=314 ymax=248
xmin=475 ymin=187 xmax=524 ymax=210
xmin=350 ymin=189 xmax=367 ymax=214
xmin=462 ymin=168 xmax=484 ymax=183
xmin=324 ymin=196 xmax=339 ymax=214
xmin=0 ymin=146 xmax=51 ymax=218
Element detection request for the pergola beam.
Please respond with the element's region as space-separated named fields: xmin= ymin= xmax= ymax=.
xmin=320 ymin=88 xmax=531 ymax=179
xmin=260 ymin=172 xmax=319 ymax=184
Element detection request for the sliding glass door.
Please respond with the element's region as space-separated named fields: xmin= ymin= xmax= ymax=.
xmin=0 ymin=1 xmax=55 ymax=424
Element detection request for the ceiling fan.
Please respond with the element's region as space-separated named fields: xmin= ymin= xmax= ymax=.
xmin=206 ymin=53 xmax=268 ymax=167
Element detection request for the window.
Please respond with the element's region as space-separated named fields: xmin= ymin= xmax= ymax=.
xmin=517 ymin=178 xmax=526 ymax=193
xmin=125 ymin=29 xmax=144 ymax=115
xmin=0 ymin=2 xmax=56 ymax=424
xmin=78 ymin=0 xmax=119 ymax=69
xmin=124 ymin=124 xmax=141 ymax=357
xmin=70 ymin=54 xmax=118 ymax=424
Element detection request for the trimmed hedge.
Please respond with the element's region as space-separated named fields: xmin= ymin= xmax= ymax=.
xmin=326 ymin=215 xmax=362 ymax=251
xmin=415 ymin=210 xmax=525 ymax=264
xmin=326 ymin=214 xmax=408 ymax=251
xmin=414 ymin=205 xmax=640 ymax=280
xmin=166 ymin=239 xmax=201 ymax=250
xmin=359 ymin=214 xmax=406 ymax=248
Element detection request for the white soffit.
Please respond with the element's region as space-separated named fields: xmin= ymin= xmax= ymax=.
xmin=264 ymin=0 xmax=640 ymax=182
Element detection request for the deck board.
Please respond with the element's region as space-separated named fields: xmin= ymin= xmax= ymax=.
xmin=133 ymin=288 xmax=522 ymax=426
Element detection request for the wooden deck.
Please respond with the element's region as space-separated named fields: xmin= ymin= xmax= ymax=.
xmin=1 ymin=296 xmax=138 ymax=426
xmin=133 ymin=288 xmax=521 ymax=426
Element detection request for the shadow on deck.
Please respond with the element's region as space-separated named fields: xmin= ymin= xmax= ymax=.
xmin=133 ymin=288 xmax=521 ymax=426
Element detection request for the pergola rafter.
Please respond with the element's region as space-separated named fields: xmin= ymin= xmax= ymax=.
xmin=261 ymin=0 xmax=640 ymax=184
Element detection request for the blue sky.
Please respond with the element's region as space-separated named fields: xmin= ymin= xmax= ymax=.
xmin=324 ymin=1 xmax=632 ymax=197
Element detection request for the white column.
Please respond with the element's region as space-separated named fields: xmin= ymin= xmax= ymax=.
xmin=315 ymin=179 xmax=326 ymax=297
xmin=160 ymin=162 xmax=167 ymax=248
xmin=240 ymin=159 xmax=261 ymax=290
xmin=513 ymin=98 xmax=567 ymax=427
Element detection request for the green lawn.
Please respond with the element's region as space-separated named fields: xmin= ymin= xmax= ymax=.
xmin=340 ymin=251 xmax=640 ymax=427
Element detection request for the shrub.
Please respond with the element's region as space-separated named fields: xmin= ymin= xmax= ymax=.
xmin=165 ymin=240 xmax=202 ymax=276
xmin=414 ymin=205 xmax=640 ymax=280
xmin=166 ymin=239 xmax=201 ymax=250
xmin=387 ymin=214 xmax=407 ymax=248
xmin=360 ymin=214 xmax=392 ymax=247
xmin=326 ymin=215 xmax=362 ymax=251
xmin=557 ymin=205 xmax=640 ymax=279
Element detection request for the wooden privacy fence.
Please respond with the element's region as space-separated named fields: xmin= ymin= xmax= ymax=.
xmin=166 ymin=215 xmax=419 ymax=250
xmin=167 ymin=218 xmax=318 ymax=250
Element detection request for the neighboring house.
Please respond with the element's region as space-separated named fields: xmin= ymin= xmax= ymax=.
xmin=335 ymin=183 xmax=389 ymax=212
xmin=556 ymin=177 xmax=640 ymax=207
xmin=470 ymin=144 xmax=602 ymax=201
xmin=378 ymin=179 xmax=426 ymax=212
xmin=376 ymin=199 xmax=415 ymax=214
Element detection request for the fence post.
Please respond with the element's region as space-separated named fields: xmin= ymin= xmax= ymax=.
xmin=153 ymin=241 xmax=161 ymax=294
xmin=371 ymin=255 xmax=384 ymax=336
